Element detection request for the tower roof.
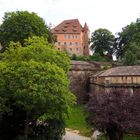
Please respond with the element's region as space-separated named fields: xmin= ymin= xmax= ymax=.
xmin=83 ymin=22 xmax=89 ymax=31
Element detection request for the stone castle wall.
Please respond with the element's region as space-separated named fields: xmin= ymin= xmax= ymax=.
xmin=69 ymin=61 xmax=122 ymax=104
xmin=69 ymin=61 xmax=101 ymax=104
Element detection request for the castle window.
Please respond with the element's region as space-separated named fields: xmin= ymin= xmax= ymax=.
xmin=72 ymin=35 xmax=74 ymax=39
xmin=76 ymin=35 xmax=79 ymax=39
xmin=68 ymin=35 xmax=70 ymax=39
xmin=70 ymin=48 xmax=72 ymax=51
xmin=75 ymin=42 xmax=78 ymax=46
xmin=64 ymin=35 xmax=67 ymax=39
xmin=69 ymin=42 xmax=72 ymax=46
xmin=76 ymin=48 xmax=79 ymax=51
xmin=105 ymin=80 xmax=110 ymax=85
xmin=58 ymin=42 xmax=61 ymax=45
xmin=64 ymin=42 xmax=67 ymax=46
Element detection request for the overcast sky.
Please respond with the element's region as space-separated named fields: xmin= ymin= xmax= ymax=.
xmin=0 ymin=0 xmax=139 ymax=34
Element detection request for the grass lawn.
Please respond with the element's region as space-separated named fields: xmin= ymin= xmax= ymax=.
xmin=123 ymin=135 xmax=140 ymax=140
xmin=66 ymin=105 xmax=92 ymax=136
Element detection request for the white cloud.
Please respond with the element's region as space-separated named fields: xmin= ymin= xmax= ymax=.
xmin=0 ymin=0 xmax=139 ymax=34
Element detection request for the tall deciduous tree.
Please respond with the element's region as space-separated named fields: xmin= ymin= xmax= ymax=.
xmin=0 ymin=36 xmax=75 ymax=140
xmin=123 ymin=43 xmax=140 ymax=65
xmin=114 ymin=18 xmax=140 ymax=59
xmin=0 ymin=11 xmax=54 ymax=48
xmin=87 ymin=90 xmax=140 ymax=140
xmin=90 ymin=28 xmax=114 ymax=58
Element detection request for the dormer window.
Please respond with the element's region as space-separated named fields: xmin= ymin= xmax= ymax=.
xmin=66 ymin=22 xmax=70 ymax=24
xmin=64 ymin=25 xmax=68 ymax=28
xmin=73 ymin=29 xmax=77 ymax=32
xmin=62 ymin=29 xmax=66 ymax=32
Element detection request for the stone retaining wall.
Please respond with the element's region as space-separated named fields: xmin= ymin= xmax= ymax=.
xmin=69 ymin=61 xmax=100 ymax=104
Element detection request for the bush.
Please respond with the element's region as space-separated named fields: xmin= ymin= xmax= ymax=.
xmin=71 ymin=53 xmax=112 ymax=62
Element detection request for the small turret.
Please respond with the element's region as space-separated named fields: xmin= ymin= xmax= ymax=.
xmin=83 ymin=22 xmax=89 ymax=32
xmin=83 ymin=23 xmax=90 ymax=56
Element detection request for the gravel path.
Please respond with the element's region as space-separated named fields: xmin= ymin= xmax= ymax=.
xmin=63 ymin=131 xmax=91 ymax=140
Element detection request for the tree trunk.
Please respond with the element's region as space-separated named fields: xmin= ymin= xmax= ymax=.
xmin=108 ymin=131 xmax=123 ymax=140
xmin=24 ymin=112 xmax=29 ymax=140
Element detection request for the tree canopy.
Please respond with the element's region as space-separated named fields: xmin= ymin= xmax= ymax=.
xmin=0 ymin=36 xmax=75 ymax=140
xmin=115 ymin=18 xmax=140 ymax=60
xmin=122 ymin=42 xmax=140 ymax=65
xmin=0 ymin=11 xmax=54 ymax=48
xmin=90 ymin=28 xmax=114 ymax=58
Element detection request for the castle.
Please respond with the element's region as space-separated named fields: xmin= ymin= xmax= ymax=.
xmin=52 ymin=19 xmax=89 ymax=56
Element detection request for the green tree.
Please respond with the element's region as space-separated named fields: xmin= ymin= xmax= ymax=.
xmin=0 ymin=36 xmax=75 ymax=140
xmin=123 ymin=50 xmax=137 ymax=65
xmin=90 ymin=28 xmax=114 ymax=58
xmin=115 ymin=18 xmax=140 ymax=59
xmin=0 ymin=11 xmax=54 ymax=48
xmin=123 ymin=43 xmax=140 ymax=65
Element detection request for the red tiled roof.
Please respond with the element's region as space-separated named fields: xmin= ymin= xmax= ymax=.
xmin=52 ymin=19 xmax=83 ymax=34
xmin=99 ymin=66 xmax=140 ymax=77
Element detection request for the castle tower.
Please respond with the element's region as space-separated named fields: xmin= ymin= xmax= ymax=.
xmin=52 ymin=19 xmax=90 ymax=56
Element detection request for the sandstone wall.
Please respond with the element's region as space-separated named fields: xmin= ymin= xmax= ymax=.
xmin=69 ymin=61 xmax=121 ymax=104
xmin=69 ymin=61 xmax=100 ymax=104
xmin=90 ymin=78 xmax=140 ymax=95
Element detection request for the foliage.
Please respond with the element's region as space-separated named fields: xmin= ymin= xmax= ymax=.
xmin=90 ymin=53 xmax=112 ymax=62
xmin=71 ymin=54 xmax=112 ymax=62
xmin=90 ymin=28 xmax=114 ymax=58
xmin=3 ymin=36 xmax=70 ymax=72
xmin=71 ymin=55 xmax=90 ymax=61
xmin=123 ymin=43 xmax=140 ymax=65
xmin=66 ymin=105 xmax=92 ymax=136
xmin=123 ymin=50 xmax=137 ymax=66
xmin=0 ymin=11 xmax=54 ymax=48
xmin=114 ymin=18 xmax=140 ymax=59
xmin=87 ymin=90 xmax=140 ymax=140
xmin=0 ymin=36 xmax=75 ymax=140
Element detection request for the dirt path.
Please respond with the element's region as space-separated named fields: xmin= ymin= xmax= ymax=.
xmin=63 ymin=131 xmax=91 ymax=140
